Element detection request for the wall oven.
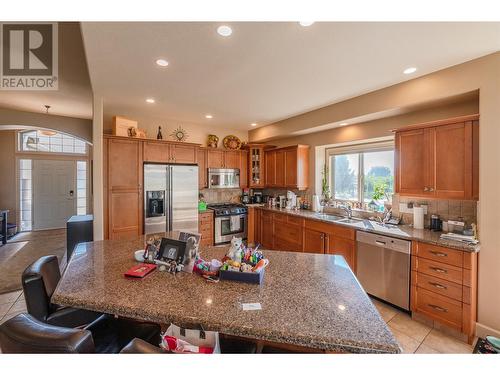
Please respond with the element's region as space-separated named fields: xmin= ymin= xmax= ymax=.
xmin=208 ymin=168 xmax=240 ymax=189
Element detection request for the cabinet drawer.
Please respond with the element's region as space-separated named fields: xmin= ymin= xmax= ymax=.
xmin=332 ymin=225 xmax=355 ymax=240
xmin=287 ymin=215 xmax=304 ymax=226
xmin=416 ymin=242 xmax=463 ymax=267
xmin=414 ymin=271 xmax=463 ymax=302
xmin=274 ymin=224 xmax=302 ymax=246
xmin=199 ymin=222 xmax=212 ymax=232
xmin=414 ymin=287 xmax=462 ymax=330
xmin=273 ymin=213 xmax=287 ymax=223
xmin=415 ymin=257 xmax=463 ymax=284
xmin=274 ymin=237 xmax=302 ymax=252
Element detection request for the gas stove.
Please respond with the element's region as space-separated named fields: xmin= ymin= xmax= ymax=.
xmin=207 ymin=203 xmax=248 ymax=217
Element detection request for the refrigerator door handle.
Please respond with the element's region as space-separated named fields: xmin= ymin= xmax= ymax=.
xmin=168 ymin=165 xmax=173 ymax=232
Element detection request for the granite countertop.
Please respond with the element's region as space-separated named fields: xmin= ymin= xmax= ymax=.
xmin=52 ymin=234 xmax=400 ymax=353
xmin=254 ymin=206 xmax=479 ymax=252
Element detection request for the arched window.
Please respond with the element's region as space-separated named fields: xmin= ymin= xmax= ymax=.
xmin=19 ymin=130 xmax=87 ymax=154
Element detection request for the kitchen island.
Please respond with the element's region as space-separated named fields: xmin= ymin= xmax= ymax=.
xmin=52 ymin=234 xmax=400 ymax=353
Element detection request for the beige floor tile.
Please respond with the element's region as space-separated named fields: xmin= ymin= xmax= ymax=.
xmin=390 ymin=327 xmax=421 ymax=353
xmin=8 ymin=299 xmax=27 ymax=314
xmin=415 ymin=344 xmax=440 ymax=354
xmin=371 ymin=299 xmax=398 ymax=323
xmin=422 ymin=329 xmax=473 ymax=354
xmin=388 ymin=312 xmax=432 ymax=342
xmin=0 ymin=290 xmax=22 ymax=305
xmin=0 ymin=303 xmax=12 ymax=318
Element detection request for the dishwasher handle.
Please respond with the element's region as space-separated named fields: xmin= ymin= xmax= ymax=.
xmin=375 ymin=240 xmax=387 ymax=247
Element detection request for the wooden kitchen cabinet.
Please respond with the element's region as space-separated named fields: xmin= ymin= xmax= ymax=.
xmin=207 ymin=149 xmax=225 ymax=168
xmin=395 ymin=114 xmax=479 ymax=200
xmin=265 ymin=145 xmax=309 ymax=190
xmin=105 ymin=136 xmax=143 ymax=240
xmin=245 ymin=144 xmax=270 ymax=188
xmin=224 ymin=150 xmax=240 ymax=169
xmin=260 ymin=210 xmax=274 ymax=249
xmin=265 ymin=150 xmax=276 ymax=186
xmin=239 ymin=150 xmax=248 ymax=188
xmin=327 ymin=237 xmax=355 ymax=270
xmin=143 ymin=140 xmax=198 ymax=164
xmin=410 ymin=241 xmax=478 ymax=343
xmin=143 ymin=141 xmax=170 ymax=162
xmin=199 ymin=211 xmax=214 ymax=247
xmin=198 ymin=148 xmax=207 ymax=189
xmin=303 ymin=228 xmax=326 ymax=254
xmin=170 ymin=143 xmax=198 ymax=164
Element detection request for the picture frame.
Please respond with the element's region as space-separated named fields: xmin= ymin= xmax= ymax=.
xmin=157 ymin=238 xmax=187 ymax=264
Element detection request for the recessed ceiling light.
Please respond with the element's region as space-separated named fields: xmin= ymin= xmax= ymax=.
xmin=217 ymin=25 xmax=232 ymax=37
xmin=205 ymin=114 xmax=213 ymax=119
xmin=146 ymin=98 xmax=155 ymax=103
xmin=299 ymin=21 xmax=315 ymax=27
xmin=251 ymin=123 xmax=257 ymax=127
xmin=403 ymin=67 xmax=417 ymax=74
xmin=156 ymin=59 xmax=169 ymax=67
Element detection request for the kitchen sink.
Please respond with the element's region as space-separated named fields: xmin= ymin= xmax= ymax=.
xmin=336 ymin=218 xmax=363 ymax=224
xmin=313 ymin=213 xmax=344 ymax=221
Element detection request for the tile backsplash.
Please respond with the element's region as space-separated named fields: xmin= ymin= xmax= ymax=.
xmin=391 ymin=194 xmax=478 ymax=228
xmin=200 ymin=188 xmax=242 ymax=204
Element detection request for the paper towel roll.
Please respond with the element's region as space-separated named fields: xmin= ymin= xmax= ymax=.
xmin=413 ymin=207 xmax=424 ymax=229
xmin=312 ymin=195 xmax=321 ymax=212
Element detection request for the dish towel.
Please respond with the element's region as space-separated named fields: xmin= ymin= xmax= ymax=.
xmin=230 ymin=215 xmax=241 ymax=232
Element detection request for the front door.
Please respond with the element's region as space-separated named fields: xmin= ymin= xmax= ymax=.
xmin=33 ymin=160 xmax=76 ymax=230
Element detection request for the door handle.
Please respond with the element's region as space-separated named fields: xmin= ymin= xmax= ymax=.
xmin=429 ymin=266 xmax=448 ymax=274
xmin=423 ymin=187 xmax=429 ymax=192
xmin=429 ymin=250 xmax=447 ymax=257
xmin=428 ymin=304 xmax=448 ymax=313
xmin=428 ymin=281 xmax=447 ymax=290
xmin=375 ymin=240 xmax=386 ymax=246
xmin=69 ymin=190 xmax=74 ymax=197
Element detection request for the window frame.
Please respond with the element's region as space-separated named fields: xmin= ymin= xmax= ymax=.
xmin=326 ymin=139 xmax=395 ymax=204
xmin=17 ymin=130 xmax=88 ymax=156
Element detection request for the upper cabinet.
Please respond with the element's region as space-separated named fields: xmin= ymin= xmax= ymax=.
xmin=264 ymin=145 xmax=310 ymax=190
xmin=245 ymin=144 xmax=267 ymax=188
xmin=198 ymin=148 xmax=208 ymax=189
xmin=206 ymin=148 xmax=248 ymax=188
xmin=143 ymin=139 xmax=198 ymax=164
xmin=395 ymin=115 xmax=479 ymax=200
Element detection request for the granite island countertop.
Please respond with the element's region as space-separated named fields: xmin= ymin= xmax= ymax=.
xmin=253 ymin=206 xmax=479 ymax=252
xmin=52 ymin=234 xmax=400 ymax=353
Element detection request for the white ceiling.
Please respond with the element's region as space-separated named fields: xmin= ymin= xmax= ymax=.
xmin=81 ymin=22 xmax=500 ymax=130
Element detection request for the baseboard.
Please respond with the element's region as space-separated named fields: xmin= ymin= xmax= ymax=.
xmin=476 ymin=322 xmax=500 ymax=338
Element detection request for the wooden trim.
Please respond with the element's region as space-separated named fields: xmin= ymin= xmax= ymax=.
xmin=392 ymin=114 xmax=479 ymax=133
xmin=103 ymin=133 xmax=201 ymax=147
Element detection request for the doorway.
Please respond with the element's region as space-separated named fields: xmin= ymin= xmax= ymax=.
xmin=32 ymin=160 xmax=77 ymax=230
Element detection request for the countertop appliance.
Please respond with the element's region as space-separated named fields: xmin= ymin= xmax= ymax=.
xmin=278 ymin=195 xmax=286 ymax=208
xmin=252 ymin=191 xmax=263 ymax=204
xmin=208 ymin=168 xmax=240 ymax=189
xmin=208 ymin=203 xmax=247 ymax=245
xmin=286 ymin=191 xmax=297 ymax=209
xmin=356 ymin=231 xmax=411 ymax=310
xmin=144 ymin=164 xmax=199 ymax=234
xmin=241 ymin=190 xmax=250 ymax=204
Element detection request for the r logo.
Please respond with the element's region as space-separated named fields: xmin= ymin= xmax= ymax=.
xmin=0 ymin=23 xmax=58 ymax=90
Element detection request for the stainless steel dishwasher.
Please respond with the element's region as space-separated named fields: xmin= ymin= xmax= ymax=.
xmin=356 ymin=231 xmax=411 ymax=310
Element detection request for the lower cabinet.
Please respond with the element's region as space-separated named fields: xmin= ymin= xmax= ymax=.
xmin=198 ymin=211 xmax=214 ymax=247
xmin=410 ymin=241 xmax=478 ymax=344
xmin=255 ymin=209 xmax=356 ymax=271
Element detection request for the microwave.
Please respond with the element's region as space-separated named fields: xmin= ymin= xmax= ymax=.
xmin=208 ymin=168 xmax=240 ymax=189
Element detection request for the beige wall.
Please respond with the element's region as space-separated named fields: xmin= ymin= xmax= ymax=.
xmin=0 ymin=131 xmax=17 ymax=220
xmin=103 ymin=112 xmax=248 ymax=147
xmin=252 ymin=52 xmax=500 ymax=336
xmin=267 ymin=98 xmax=479 ymax=194
xmin=0 ymin=107 xmax=92 ymax=142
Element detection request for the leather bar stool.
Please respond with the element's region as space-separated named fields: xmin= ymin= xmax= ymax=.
xmin=0 ymin=313 xmax=161 ymax=354
xmin=22 ymin=255 xmax=102 ymax=328
xmin=120 ymin=338 xmax=165 ymax=354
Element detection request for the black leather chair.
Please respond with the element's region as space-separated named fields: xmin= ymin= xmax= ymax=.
xmin=120 ymin=338 xmax=165 ymax=354
xmin=22 ymin=255 xmax=102 ymax=328
xmin=0 ymin=313 xmax=161 ymax=354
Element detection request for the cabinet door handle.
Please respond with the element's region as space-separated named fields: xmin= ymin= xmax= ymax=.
xmin=428 ymin=281 xmax=447 ymax=290
xmin=429 ymin=187 xmax=435 ymax=192
xmin=429 ymin=266 xmax=448 ymax=274
xmin=428 ymin=304 xmax=448 ymax=313
xmin=423 ymin=187 xmax=429 ymax=192
xmin=429 ymin=250 xmax=447 ymax=257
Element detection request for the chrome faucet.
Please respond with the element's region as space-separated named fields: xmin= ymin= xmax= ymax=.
xmin=339 ymin=204 xmax=352 ymax=219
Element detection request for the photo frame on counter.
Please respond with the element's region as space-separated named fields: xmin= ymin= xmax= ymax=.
xmin=157 ymin=238 xmax=187 ymax=264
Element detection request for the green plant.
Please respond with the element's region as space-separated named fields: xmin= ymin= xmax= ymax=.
xmin=372 ymin=181 xmax=388 ymax=201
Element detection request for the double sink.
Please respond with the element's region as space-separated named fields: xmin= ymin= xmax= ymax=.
xmin=312 ymin=213 xmax=364 ymax=225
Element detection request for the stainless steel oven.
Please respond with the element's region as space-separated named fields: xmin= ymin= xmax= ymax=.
xmin=208 ymin=168 xmax=240 ymax=189
xmin=208 ymin=204 xmax=247 ymax=245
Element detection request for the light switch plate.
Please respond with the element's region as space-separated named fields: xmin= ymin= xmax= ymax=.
xmin=399 ymin=203 xmax=428 ymax=215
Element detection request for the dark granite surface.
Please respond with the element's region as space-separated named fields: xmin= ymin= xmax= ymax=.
xmin=255 ymin=206 xmax=479 ymax=252
xmin=52 ymin=234 xmax=400 ymax=353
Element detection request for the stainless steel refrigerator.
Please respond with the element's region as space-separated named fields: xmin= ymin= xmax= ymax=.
xmin=144 ymin=164 xmax=199 ymax=234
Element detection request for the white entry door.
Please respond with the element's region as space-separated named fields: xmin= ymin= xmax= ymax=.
xmin=33 ymin=160 xmax=77 ymax=230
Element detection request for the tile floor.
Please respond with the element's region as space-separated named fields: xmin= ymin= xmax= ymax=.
xmin=0 ymin=290 xmax=475 ymax=353
xmin=371 ymin=298 xmax=474 ymax=353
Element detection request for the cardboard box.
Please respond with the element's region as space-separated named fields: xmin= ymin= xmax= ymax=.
xmin=112 ymin=116 xmax=138 ymax=137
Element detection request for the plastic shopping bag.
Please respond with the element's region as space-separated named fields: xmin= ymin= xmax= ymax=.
xmin=160 ymin=323 xmax=220 ymax=354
